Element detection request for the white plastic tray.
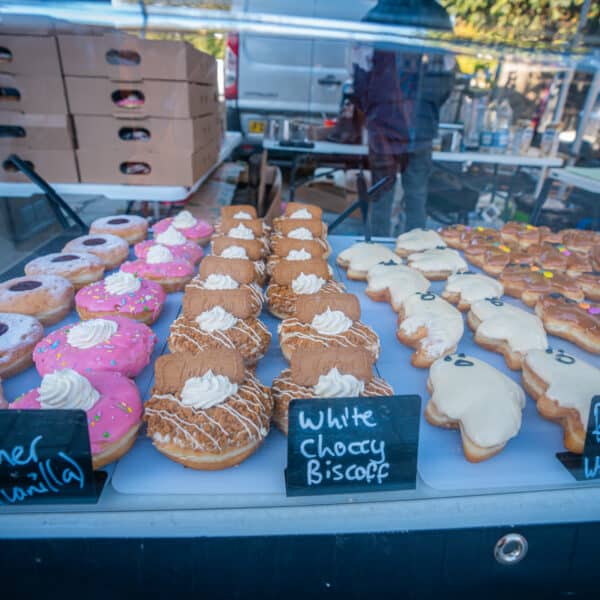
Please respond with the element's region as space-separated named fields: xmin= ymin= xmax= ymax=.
xmin=111 ymin=235 xmax=596 ymax=496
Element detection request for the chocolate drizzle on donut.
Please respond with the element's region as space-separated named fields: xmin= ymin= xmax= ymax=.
xmin=107 ymin=218 xmax=129 ymax=225
xmin=9 ymin=280 xmax=41 ymax=292
xmin=0 ymin=322 xmax=8 ymax=336
xmin=51 ymin=254 xmax=79 ymax=263
xmin=83 ymin=238 xmax=107 ymax=246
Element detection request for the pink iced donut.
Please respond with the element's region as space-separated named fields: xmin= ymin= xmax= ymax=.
xmin=33 ymin=316 xmax=156 ymax=378
xmin=75 ymin=273 xmax=166 ymax=325
xmin=120 ymin=257 xmax=195 ymax=293
xmin=153 ymin=210 xmax=214 ymax=245
xmin=10 ymin=369 xmax=142 ymax=469
xmin=134 ymin=240 xmax=203 ymax=265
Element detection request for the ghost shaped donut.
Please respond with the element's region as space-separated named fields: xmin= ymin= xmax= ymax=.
xmin=426 ymin=353 xmax=525 ymax=462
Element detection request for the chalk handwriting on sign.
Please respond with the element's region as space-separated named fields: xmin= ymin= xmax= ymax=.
xmin=557 ymin=395 xmax=600 ymax=482
xmin=286 ymin=395 xmax=420 ymax=497
xmin=0 ymin=435 xmax=84 ymax=504
xmin=0 ymin=410 xmax=99 ymax=505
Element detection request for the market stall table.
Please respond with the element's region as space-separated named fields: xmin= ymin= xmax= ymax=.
xmin=0 ymin=131 xmax=242 ymax=217
xmin=530 ymin=166 xmax=600 ymax=226
xmin=262 ymin=138 xmax=564 ymax=205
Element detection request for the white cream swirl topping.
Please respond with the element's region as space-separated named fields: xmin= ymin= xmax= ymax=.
xmin=291 ymin=273 xmax=325 ymax=295
xmin=38 ymin=369 xmax=100 ymax=410
xmin=313 ymin=368 xmax=365 ymax=398
xmin=286 ymin=248 xmax=311 ymax=261
xmin=146 ymin=244 xmax=174 ymax=264
xmin=172 ymin=210 xmax=197 ymax=229
xmin=288 ymin=227 xmax=313 ymax=240
xmin=67 ymin=318 xmax=118 ymax=349
xmin=104 ymin=271 xmax=141 ymax=295
xmin=289 ymin=208 xmax=313 ymax=219
xmin=203 ymin=273 xmax=239 ymax=290
xmin=195 ymin=306 xmax=238 ymax=332
xmin=220 ymin=245 xmax=248 ymax=260
xmin=233 ymin=211 xmax=252 ymax=219
xmin=180 ymin=371 xmax=238 ymax=409
xmin=155 ymin=225 xmax=187 ymax=246
xmin=229 ymin=223 xmax=255 ymax=240
xmin=311 ymin=308 xmax=352 ymax=335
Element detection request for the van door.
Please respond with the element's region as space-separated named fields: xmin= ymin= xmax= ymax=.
xmin=309 ymin=0 xmax=376 ymax=117
xmin=238 ymin=0 xmax=316 ymax=124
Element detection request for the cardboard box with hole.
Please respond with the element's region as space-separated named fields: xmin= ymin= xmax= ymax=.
xmin=65 ymin=76 xmax=217 ymax=119
xmin=76 ymin=142 xmax=219 ymax=186
xmin=73 ymin=113 xmax=220 ymax=152
xmin=0 ymin=34 xmax=61 ymax=76
xmin=0 ymin=112 xmax=74 ymax=150
xmin=0 ymin=148 xmax=78 ymax=182
xmin=0 ymin=73 xmax=68 ymax=114
xmin=58 ymin=33 xmax=217 ymax=85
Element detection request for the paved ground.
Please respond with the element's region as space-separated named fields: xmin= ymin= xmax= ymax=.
xmin=0 ymin=170 xmax=441 ymax=277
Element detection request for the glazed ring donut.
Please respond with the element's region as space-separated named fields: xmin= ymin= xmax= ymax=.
xmin=24 ymin=252 xmax=105 ymax=290
xmin=0 ymin=312 xmax=44 ymax=378
xmin=63 ymin=234 xmax=129 ymax=270
xmin=0 ymin=275 xmax=74 ymax=326
xmin=90 ymin=215 xmax=148 ymax=245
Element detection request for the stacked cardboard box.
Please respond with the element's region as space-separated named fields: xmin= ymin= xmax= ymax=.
xmin=0 ymin=18 xmax=78 ymax=182
xmin=59 ymin=33 xmax=221 ymax=186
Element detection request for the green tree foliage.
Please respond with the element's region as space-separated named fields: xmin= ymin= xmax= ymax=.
xmin=441 ymin=0 xmax=599 ymax=44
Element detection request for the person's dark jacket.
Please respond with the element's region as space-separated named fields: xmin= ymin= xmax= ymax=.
xmin=353 ymin=0 xmax=454 ymax=154
xmin=353 ymin=49 xmax=454 ymax=155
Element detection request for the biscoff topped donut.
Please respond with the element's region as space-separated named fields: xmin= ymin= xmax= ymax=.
xmin=271 ymin=258 xmax=331 ymax=286
xmin=218 ymin=215 xmax=262 ymax=237
xmin=273 ymin=218 xmax=326 ymax=238
xmin=220 ymin=204 xmax=258 ymax=220
xmin=212 ymin=236 xmax=264 ymax=261
xmin=270 ymin=236 xmax=325 ymax=259
xmin=199 ymin=255 xmax=257 ymax=285
xmin=283 ymin=202 xmax=323 ymax=220
xmin=294 ymin=292 xmax=361 ymax=323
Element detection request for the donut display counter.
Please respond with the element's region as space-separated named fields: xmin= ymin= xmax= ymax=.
xmin=2 ymin=222 xmax=600 ymax=597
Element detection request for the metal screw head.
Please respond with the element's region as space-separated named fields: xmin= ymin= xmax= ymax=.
xmin=494 ymin=533 xmax=528 ymax=565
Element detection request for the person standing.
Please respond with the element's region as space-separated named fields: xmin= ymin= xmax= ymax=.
xmin=352 ymin=0 xmax=455 ymax=236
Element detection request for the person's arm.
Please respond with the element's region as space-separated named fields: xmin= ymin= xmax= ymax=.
xmin=351 ymin=44 xmax=373 ymax=112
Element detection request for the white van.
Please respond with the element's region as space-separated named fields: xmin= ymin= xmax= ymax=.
xmin=225 ymin=0 xmax=376 ymax=145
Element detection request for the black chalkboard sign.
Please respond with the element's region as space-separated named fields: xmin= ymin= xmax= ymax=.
xmin=0 ymin=410 xmax=103 ymax=506
xmin=286 ymin=395 xmax=420 ymax=497
xmin=557 ymin=395 xmax=600 ymax=481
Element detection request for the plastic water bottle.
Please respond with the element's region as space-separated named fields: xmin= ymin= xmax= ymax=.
xmin=495 ymin=98 xmax=513 ymax=153
xmin=479 ymin=101 xmax=497 ymax=153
